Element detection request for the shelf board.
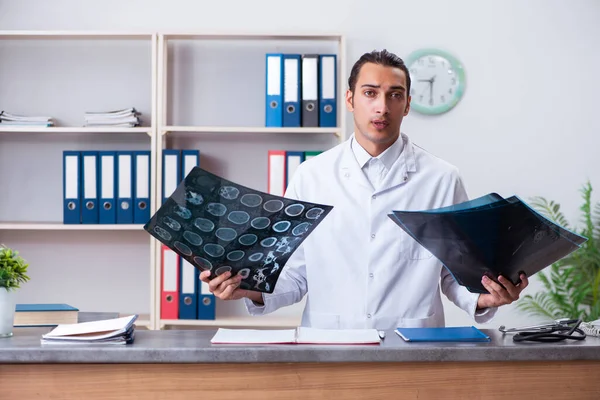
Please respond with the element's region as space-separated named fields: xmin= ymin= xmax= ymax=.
xmin=162 ymin=126 xmax=339 ymax=135
xmin=135 ymin=319 xmax=151 ymax=328
xmin=162 ymin=32 xmax=342 ymax=41
xmin=0 ymin=126 xmax=152 ymax=134
xmin=160 ymin=316 xmax=301 ymax=328
xmin=0 ymin=31 xmax=154 ymax=40
xmin=0 ymin=222 xmax=145 ymax=231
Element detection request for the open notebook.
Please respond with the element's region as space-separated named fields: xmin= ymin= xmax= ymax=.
xmin=210 ymin=327 xmax=382 ymax=345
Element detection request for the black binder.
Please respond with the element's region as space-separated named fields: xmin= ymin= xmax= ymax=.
xmin=388 ymin=194 xmax=587 ymax=294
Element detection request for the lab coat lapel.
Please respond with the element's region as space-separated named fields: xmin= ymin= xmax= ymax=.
xmin=376 ymin=133 xmax=417 ymax=194
xmin=339 ymin=137 xmax=373 ymax=191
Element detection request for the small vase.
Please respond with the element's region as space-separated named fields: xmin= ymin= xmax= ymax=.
xmin=0 ymin=287 xmax=16 ymax=338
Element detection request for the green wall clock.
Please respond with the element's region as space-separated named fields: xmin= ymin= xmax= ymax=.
xmin=404 ymin=48 xmax=466 ymax=115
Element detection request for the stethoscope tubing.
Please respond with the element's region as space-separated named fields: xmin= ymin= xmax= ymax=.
xmin=510 ymin=319 xmax=586 ymax=343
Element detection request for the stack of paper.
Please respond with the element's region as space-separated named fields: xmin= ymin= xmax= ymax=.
xmin=83 ymin=107 xmax=140 ymax=127
xmin=210 ymin=327 xmax=381 ymax=345
xmin=0 ymin=111 xmax=53 ymax=127
xmin=388 ymin=193 xmax=588 ymax=294
xmin=41 ymin=315 xmax=137 ymax=345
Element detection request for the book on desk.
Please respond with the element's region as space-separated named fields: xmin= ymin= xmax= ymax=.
xmin=14 ymin=303 xmax=79 ymax=327
xmin=211 ymin=327 xmax=382 ymax=345
xmin=395 ymin=326 xmax=490 ymax=342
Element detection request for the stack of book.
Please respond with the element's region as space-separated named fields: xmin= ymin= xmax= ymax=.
xmin=14 ymin=303 xmax=78 ymax=327
xmin=83 ymin=107 xmax=140 ymax=127
xmin=41 ymin=314 xmax=138 ymax=345
xmin=0 ymin=111 xmax=54 ymax=127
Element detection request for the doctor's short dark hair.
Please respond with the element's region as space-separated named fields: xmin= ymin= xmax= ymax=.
xmin=348 ymin=49 xmax=411 ymax=95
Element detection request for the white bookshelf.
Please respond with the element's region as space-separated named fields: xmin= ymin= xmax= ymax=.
xmin=0 ymin=30 xmax=347 ymax=331
xmin=0 ymin=30 xmax=158 ymax=329
xmin=154 ymin=31 xmax=347 ymax=329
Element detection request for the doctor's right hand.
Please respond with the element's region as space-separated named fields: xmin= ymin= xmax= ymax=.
xmin=199 ymin=270 xmax=264 ymax=305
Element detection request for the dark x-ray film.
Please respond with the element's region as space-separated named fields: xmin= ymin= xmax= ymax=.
xmin=388 ymin=194 xmax=587 ymax=294
xmin=144 ymin=167 xmax=333 ymax=294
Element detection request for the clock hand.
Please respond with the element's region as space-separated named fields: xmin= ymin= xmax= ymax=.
xmin=429 ymin=75 xmax=436 ymax=102
xmin=429 ymin=79 xmax=433 ymax=102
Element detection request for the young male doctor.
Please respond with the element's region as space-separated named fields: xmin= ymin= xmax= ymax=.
xmin=200 ymin=49 xmax=529 ymax=330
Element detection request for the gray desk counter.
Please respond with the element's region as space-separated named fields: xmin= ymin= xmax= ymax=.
xmin=1 ymin=326 xmax=600 ymax=364
xmin=2 ymin=326 xmax=599 ymax=399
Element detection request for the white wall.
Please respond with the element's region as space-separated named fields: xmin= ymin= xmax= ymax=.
xmin=1 ymin=0 xmax=599 ymax=330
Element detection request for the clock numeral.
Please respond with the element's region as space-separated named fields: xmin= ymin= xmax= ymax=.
xmin=448 ymin=88 xmax=453 ymax=94
xmin=410 ymin=68 xmax=417 ymax=74
xmin=440 ymin=95 xmax=446 ymax=103
xmin=428 ymin=56 xmax=435 ymax=63
xmin=419 ymin=95 xmax=424 ymax=102
xmin=429 ymin=98 xmax=434 ymax=106
xmin=410 ymin=89 xmax=415 ymax=95
xmin=418 ymin=58 xmax=424 ymax=65
xmin=451 ymin=77 xmax=456 ymax=85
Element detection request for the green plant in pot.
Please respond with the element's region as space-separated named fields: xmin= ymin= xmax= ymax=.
xmin=517 ymin=181 xmax=600 ymax=322
xmin=0 ymin=244 xmax=30 ymax=337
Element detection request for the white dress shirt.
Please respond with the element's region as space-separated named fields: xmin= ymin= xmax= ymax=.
xmin=351 ymin=134 xmax=404 ymax=190
xmin=244 ymin=132 xmax=496 ymax=330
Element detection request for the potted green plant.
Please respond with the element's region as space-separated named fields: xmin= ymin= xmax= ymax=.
xmin=0 ymin=244 xmax=30 ymax=337
xmin=517 ymin=181 xmax=600 ymax=322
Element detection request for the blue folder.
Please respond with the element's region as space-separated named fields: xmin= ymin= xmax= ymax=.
xmin=395 ymin=326 xmax=490 ymax=342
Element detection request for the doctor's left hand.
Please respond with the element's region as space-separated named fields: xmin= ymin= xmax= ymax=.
xmin=477 ymin=273 xmax=529 ymax=309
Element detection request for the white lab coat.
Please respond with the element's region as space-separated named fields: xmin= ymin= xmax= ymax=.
xmin=245 ymin=133 xmax=497 ymax=330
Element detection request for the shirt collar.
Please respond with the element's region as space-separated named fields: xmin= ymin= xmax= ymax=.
xmin=351 ymin=133 xmax=404 ymax=171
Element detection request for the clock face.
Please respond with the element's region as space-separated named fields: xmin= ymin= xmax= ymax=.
xmin=405 ymin=49 xmax=466 ymax=115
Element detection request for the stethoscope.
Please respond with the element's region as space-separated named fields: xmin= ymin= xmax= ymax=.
xmin=499 ymin=318 xmax=586 ymax=343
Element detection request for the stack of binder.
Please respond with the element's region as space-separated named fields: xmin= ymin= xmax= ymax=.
xmin=0 ymin=111 xmax=54 ymax=127
xmin=265 ymin=53 xmax=337 ymax=128
xmin=83 ymin=107 xmax=140 ymax=127
xmin=388 ymin=193 xmax=588 ymax=294
xmin=63 ymin=150 xmax=151 ymax=224
xmin=158 ymin=149 xmax=215 ymax=321
xmin=267 ymin=150 xmax=321 ymax=196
